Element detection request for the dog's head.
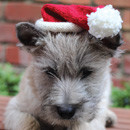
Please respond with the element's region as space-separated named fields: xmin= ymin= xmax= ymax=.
xmin=16 ymin=22 xmax=123 ymax=127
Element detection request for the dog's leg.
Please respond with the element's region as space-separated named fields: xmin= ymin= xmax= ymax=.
xmin=4 ymin=97 xmax=40 ymax=130
xmin=105 ymin=109 xmax=117 ymax=127
xmin=84 ymin=109 xmax=117 ymax=130
xmin=70 ymin=111 xmax=107 ymax=130
xmin=70 ymin=120 xmax=105 ymax=130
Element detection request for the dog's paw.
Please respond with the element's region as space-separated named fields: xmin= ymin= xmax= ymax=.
xmin=22 ymin=115 xmax=41 ymax=130
xmin=105 ymin=110 xmax=117 ymax=127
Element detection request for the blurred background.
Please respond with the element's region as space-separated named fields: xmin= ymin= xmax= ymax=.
xmin=0 ymin=0 xmax=130 ymax=108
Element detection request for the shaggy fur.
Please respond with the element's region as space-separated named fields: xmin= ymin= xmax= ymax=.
xmin=4 ymin=22 xmax=123 ymax=130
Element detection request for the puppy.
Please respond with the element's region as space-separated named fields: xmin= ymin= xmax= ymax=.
xmin=4 ymin=22 xmax=123 ymax=130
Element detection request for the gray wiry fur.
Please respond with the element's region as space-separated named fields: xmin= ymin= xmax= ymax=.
xmin=4 ymin=22 xmax=121 ymax=130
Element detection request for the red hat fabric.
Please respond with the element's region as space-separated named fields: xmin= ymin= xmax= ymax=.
xmin=35 ymin=4 xmax=122 ymax=39
xmin=41 ymin=4 xmax=103 ymax=30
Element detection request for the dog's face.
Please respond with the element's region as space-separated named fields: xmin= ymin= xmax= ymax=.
xmin=16 ymin=22 xmax=122 ymax=127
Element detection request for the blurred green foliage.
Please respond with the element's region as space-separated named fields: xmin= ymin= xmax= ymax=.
xmin=112 ymin=83 xmax=130 ymax=108
xmin=0 ymin=63 xmax=22 ymax=96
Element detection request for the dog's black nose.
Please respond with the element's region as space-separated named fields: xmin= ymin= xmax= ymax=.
xmin=56 ymin=105 xmax=76 ymax=119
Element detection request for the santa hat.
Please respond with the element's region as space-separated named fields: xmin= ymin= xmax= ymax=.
xmin=35 ymin=4 xmax=123 ymax=39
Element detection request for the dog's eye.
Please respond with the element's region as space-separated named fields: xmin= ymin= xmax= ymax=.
xmin=80 ymin=67 xmax=93 ymax=79
xmin=44 ymin=67 xmax=58 ymax=78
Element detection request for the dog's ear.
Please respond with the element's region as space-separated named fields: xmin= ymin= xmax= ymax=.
xmin=101 ymin=32 xmax=124 ymax=50
xmin=86 ymin=31 xmax=124 ymax=57
xmin=16 ymin=22 xmax=45 ymax=53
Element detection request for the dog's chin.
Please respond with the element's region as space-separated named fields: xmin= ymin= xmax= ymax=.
xmin=39 ymin=105 xmax=95 ymax=127
xmin=51 ymin=117 xmax=76 ymax=127
xmin=42 ymin=113 xmax=77 ymax=127
xmin=43 ymin=115 xmax=94 ymax=128
xmin=39 ymin=111 xmax=94 ymax=128
xmin=38 ymin=109 xmax=76 ymax=127
xmin=52 ymin=112 xmax=95 ymax=127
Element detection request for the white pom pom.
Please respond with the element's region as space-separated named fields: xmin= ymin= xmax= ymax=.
xmin=87 ymin=5 xmax=123 ymax=39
